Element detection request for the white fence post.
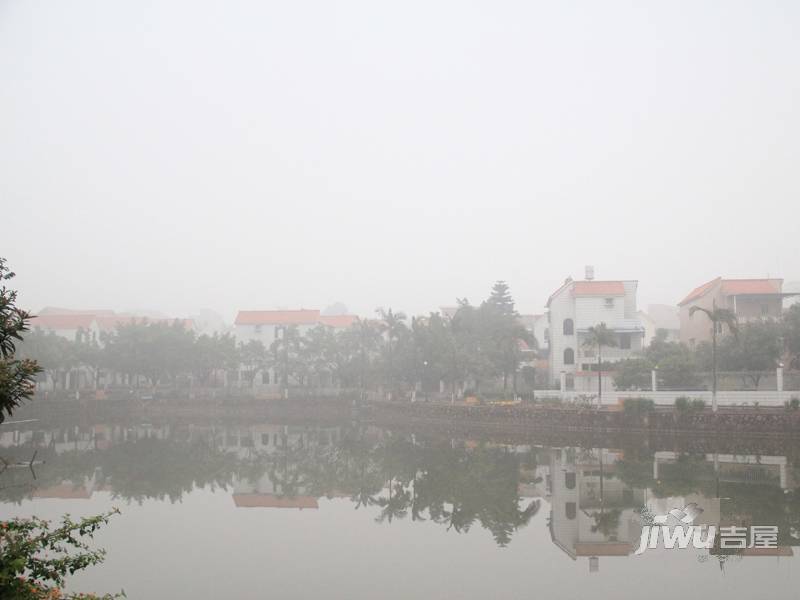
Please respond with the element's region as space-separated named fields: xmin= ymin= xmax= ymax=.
xmin=651 ymin=369 xmax=658 ymax=392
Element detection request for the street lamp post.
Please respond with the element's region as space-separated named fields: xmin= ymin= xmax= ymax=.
xmin=422 ymin=360 xmax=429 ymax=402
xmin=275 ymin=325 xmax=289 ymax=400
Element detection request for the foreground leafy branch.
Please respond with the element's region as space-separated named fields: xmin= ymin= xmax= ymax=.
xmin=1 ymin=258 xmax=121 ymax=598
xmin=0 ymin=509 xmax=123 ymax=599
xmin=0 ymin=257 xmax=42 ymax=422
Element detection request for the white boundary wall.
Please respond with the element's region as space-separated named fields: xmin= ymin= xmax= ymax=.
xmin=537 ymin=390 xmax=798 ymax=407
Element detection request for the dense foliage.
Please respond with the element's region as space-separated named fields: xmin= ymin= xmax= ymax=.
xmin=0 ymin=258 xmax=42 ymax=422
xmin=19 ymin=281 xmax=537 ymax=398
xmin=0 ymin=512 xmax=122 ymax=600
xmin=614 ymin=315 xmax=796 ymax=391
xmin=1 ymin=258 xmax=118 ymax=599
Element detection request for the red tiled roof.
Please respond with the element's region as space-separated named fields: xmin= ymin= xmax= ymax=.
xmin=518 ymin=339 xmax=536 ymax=352
xmin=95 ymin=315 xmax=137 ymax=331
xmin=31 ymin=314 xmax=97 ymax=330
xmin=235 ymin=310 xmax=321 ymax=326
xmin=232 ymin=494 xmax=319 ymax=509
xmin=318 ymin=314 xmax=358 ymax=329
xmin=574 ymin=542 xmax=631 ymax=556
xmin=38 ymin=307 xmax=116 ymax=316
xmin=721 ymin=279 xmax=782 ymax=296
xmin=679 ymin=277 xmax=721 ymax=306
xmin=572 ymin=281 xmax=626 ymax=296
xmin=679 ymin=277 xmax=783 ymax=305
xmin=545 ymin=278 xmax=574 ymax=307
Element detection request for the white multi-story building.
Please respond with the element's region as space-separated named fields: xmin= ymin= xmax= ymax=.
xmin=546 ymin=447 xmax=646 ymax=568
xmin=546 ymin=270 xmax=644 ymax=388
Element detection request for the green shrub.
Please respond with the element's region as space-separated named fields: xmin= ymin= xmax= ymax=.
xmin=690 ymin=398 xmax=706 ymax=412
xmin=785 ymin=396 xmax=800 ymax=411
xmin=675 ymin=396 xmax=704 ymax=413
xmin=623 ymin=397 xmax=655 ymax=416
xmin=539 ymin=396 xmax=564 ymax=406
xmin=675 ymin=396 xmax=690 ymax=412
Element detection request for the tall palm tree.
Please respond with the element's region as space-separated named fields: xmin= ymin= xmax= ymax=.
xmin=582 ymin=323 xmax=618 ymax=405
xmin=375 ymin=479 xmax=410 ymax=524
xmin=376 ymin=308 xmax=407 ymax=398
xmin=689 ymin=300 xmax=738 ymax=412
xmin=271 ymin=325 xmax=300 ymax=399
xmin=348 ymin=318 xmax=382 ymax=404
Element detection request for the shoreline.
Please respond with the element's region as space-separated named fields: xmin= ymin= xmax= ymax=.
xmin=9 ymin=395 xmax=800 ymax=437
xmin=6 ymin=397 xmax=800 ymax=460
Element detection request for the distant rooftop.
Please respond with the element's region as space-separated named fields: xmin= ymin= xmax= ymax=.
xmin=572 ymin=281 xmax=626 ymax=297
xmin=232 ymin=494 xmax=318 ymax=509
xmin=679 ymin=277 xmax=784 ymax=306
xmin=31 ymin=313 xmax=97 ymax=330
xmin=547 ymin=278 xmax=634 ymax=307
xmin=235 ymin=309 xmax=321 ymax=326
xmin=318 ymin=314 xmax=359 ymax=328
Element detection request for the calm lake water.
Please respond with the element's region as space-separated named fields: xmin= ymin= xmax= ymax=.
xmin=2 ymin=413 xmax=800 ymax=599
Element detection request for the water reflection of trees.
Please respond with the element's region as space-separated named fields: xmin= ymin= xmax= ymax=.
xmin=4 ymin=423 xmax=800 ymax=549
xmin=95 ymin=437 xmax=241 ymax=503
xmin=1 ymin=424 xmax=541 ymax=546
xmin=614 ymin=448 xmax=800 ymax=547
xmin=243 ymin=430 xmax=542 ymax=546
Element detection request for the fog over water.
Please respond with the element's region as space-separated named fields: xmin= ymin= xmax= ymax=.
xmin=2 ymin=0 xmax=800 ymax=319
xmin=5 ymin=3 xmax=800 ymax=599
xmin=3 ymin=416 xmax=800 ymax=599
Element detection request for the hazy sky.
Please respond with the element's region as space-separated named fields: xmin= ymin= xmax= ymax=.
xmin=2 ymin=0 xmax=798 ymax=322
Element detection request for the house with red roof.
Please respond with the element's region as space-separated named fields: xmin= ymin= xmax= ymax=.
xmin=30 ymin=313 xmax=101 ymax=343
xmin=678 ymin=277 xmax=788 ymax=346
xmin=546 ymin=268 xmax=644 ymax=388
xmin=32 ymin=310 xmax=195 ymax=344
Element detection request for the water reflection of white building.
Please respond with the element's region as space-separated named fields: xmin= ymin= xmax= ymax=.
xmin=0 ymin=424 xmax=175 ymax=454
xmin=232 ymin=473 xmax=319 ymax=510
xmin=222 ymin=424 xmax=342 ymax=509
xmin=219 ymin=424 xmax=341 ymax=459
xmin=32 ymin=476 xmax=97 ymax=500
xmin=546 ymin=448 xmax=646 ymax=569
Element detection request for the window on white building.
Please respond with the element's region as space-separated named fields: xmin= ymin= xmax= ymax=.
xmin=604 ymin=297 xmax=614 ymax=308
xmin=563 ymin=318 xmax=574 ymax=335
xmin=563 ymin=348 xmax=575 ymax=365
